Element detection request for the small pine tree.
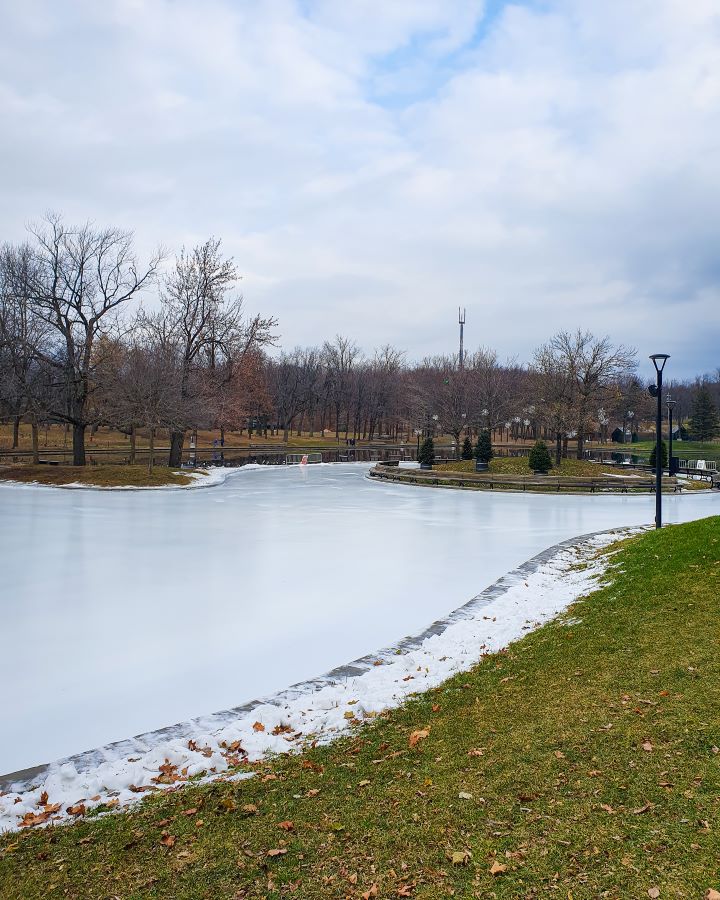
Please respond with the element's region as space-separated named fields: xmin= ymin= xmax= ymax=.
xmin=649 ymin=440 xmax=668 ymax=468
xmin=528 ymin=439 xmax=552 ymax=474
xmin=689 ymin=387 xmax=720 ymax=441
xmin=474 ymin=430 xmax=494 ymax=464
xmin=418 ymin=436 xmax=435 ymax=467
xmin=461 ymin=436 xmax=473 ymax=460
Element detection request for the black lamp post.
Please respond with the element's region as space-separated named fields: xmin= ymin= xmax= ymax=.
xmin=667 ymin=395 xmax=676 ymax=476
xmin=649 ymin=354 xmax=670 ymax=528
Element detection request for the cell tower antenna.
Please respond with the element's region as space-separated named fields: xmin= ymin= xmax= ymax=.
xmin=458 ymin=307 xmax=466 ymax=370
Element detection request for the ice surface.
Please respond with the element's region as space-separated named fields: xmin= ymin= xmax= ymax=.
xmin=1 ymin=463 xmax=718 ymax=777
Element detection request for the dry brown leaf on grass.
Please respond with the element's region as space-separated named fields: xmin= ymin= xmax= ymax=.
xmin=600 ymin=804 xmax=616 ymax=814
xmin=633 ymin=802 xmax=653 ymax=815
xmin=409 ymin=728 xmax=430 ymax=749
xmin=450 ymin=849 xmax=471 ymax=865
xmin=267 ymin=848 xmax=287 ymax=857
xmin=490 ymin=861 xmax=508 ymax=875
xmin=159 ymin=834 xmax=176 ymax=848
xmin=66 ymin=803 xmax=86 ymax=817
xmin=641 ymin=740 xmax=654 ymax=752
xmin=277 ymin=820 xmax=294 ymax=831
xmin=647 ymin=888 xmax=660 ymax=899
xmin=361 ymin=884 xmax=378 ymax=899
xmin=705 ymin=890 xmax=720 ymax=900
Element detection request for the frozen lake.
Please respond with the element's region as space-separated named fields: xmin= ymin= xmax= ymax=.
xmin=1 ymin=463 xmax=718 ymax=775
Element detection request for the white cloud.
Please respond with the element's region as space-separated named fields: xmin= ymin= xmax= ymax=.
xmin=0 ymin=0 xmax=718 ymax=377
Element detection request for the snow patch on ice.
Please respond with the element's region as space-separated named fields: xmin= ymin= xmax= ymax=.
xmin=0 ymin=527 xmax=635 ymax=833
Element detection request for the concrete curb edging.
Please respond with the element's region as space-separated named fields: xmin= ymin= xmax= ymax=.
xmin=0 ymin=524 xmax=643 ymax=792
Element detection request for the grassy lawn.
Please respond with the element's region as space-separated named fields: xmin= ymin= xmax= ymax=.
xmin=0 ymin=465 xmax=197 ymax=488
xmin=2 ymin=518 xmax=720 ymax=897
xmin=438 ymin=456 xmax=645 ymax=478
xmin=598 ymin=440 xmax=720 ymax=461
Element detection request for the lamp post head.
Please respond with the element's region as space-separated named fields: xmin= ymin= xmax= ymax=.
xmin=649 ymin=353 xmax=670 ymax=373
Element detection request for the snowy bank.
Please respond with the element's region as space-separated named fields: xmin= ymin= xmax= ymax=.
xmin=0 ymin=465 xmax=246 ymax=492
xmin=0 ymin=525 xmax=640 ymax=833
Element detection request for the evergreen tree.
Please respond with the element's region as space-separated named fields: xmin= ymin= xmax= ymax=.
xmin=474 ymin=430 xmax=494 ymax=464
xmin=689 ymin=387 xmax=720 ymax=441
xmin=528 ymin=439 xmax=552 ymax=473
xmin=461 ymin=436 xmax=473 ymax=460
xmin=418 ymin=436 xmax=435 ymax=467
xmin=649 ymin=440 xmax=668 ymax=469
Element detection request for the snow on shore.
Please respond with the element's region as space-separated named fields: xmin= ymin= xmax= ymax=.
xmin=0 ymin=528 xmax=633 ymax=833
xmin=0 ymin=465 xmax=246 ymax=491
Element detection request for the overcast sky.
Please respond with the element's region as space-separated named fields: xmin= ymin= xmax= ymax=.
xmin=1 ymin=0 xmax=719 ymax=380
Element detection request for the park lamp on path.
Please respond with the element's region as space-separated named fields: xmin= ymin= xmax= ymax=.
xmin=667 ymin=394 xmax=677 ymax=476
xmin=649 ymin=353 xmax=670 ymax=529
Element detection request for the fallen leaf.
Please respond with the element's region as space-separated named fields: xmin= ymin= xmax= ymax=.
xmin=253 ymin=722 xmax=265 ymax=732
xmin=467 ymin=748 xmax=485 ymax=757
xmin=38 ymin=791 xmax=48 ymax=806
xmin=242 ymin=804 xmax=259 ymax=815
xmin=397 ymin=885 xmax=414 ymax=896
xmin=409 ymin=729 xmax=430 ymax=749
xmin=705 ymin=890 xmax=720 ymax=900
xmin=267 ymin=848 xmax=287 ymax=857
xmin=600 ymin=804 xmax=616 ymax=815
xmin=647 ymin=889 xmax=660 ymax=899
xmin=450 ymin=849 xmax=471 ymax=865
xmin=458 ymin=792 xmax=473 ymax=800
xmin=220 ymin=798 xmax=237 ymax=811
xmin=642 ymin=741 xmax=654 ymax=752
xmin=633 ymin=803 xmax=653 ymax=815
xmin=431 ymin=704 xmax=441 ymax=712
xmin=361 ymin=885 xmax=378 ymax=899
xmin=490 ymin=861 xmax=508 ymax=876
xmin=554 ymin=750 xmax=566 ymax=759
xmin=181 ymin=808 xmax=198 ymax=817
xmin=18 ymin=810 xmax=54 ymax=828
xmin=277 ymin=820 xmax=294 ymax=831
xmin=67 ymin=803 xmax=86 ymax=817
xmin=272 ymin=724 xmax=293 ymax=735
xmin=159 ymin=834 xmax=176 ymax=848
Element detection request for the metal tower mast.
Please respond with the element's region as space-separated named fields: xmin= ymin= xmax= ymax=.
xmin=458 ymin=307 xmax=466 ymax=370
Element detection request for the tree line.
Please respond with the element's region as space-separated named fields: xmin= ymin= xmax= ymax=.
xmin=1 ymin=215 xmax=718 ymax=467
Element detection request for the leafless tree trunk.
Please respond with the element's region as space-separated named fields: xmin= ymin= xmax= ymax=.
xmin=25 ymin=214 xmax=162 ymax=465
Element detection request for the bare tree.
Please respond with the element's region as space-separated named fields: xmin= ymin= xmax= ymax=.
xmin=322 ymin=335 xmax=361 ymax=440
xmin=24 ymin=213 xmax=162 ymax=465
xmin=0 ymin=243 xmax=51 ymax=459
xmin=105 ymin=335 xmax=182 ymax=473
xmin=534 ymin=330 xmax=637 ymax=460
xmin=146 ymin=238 xmax=276 ymax=465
